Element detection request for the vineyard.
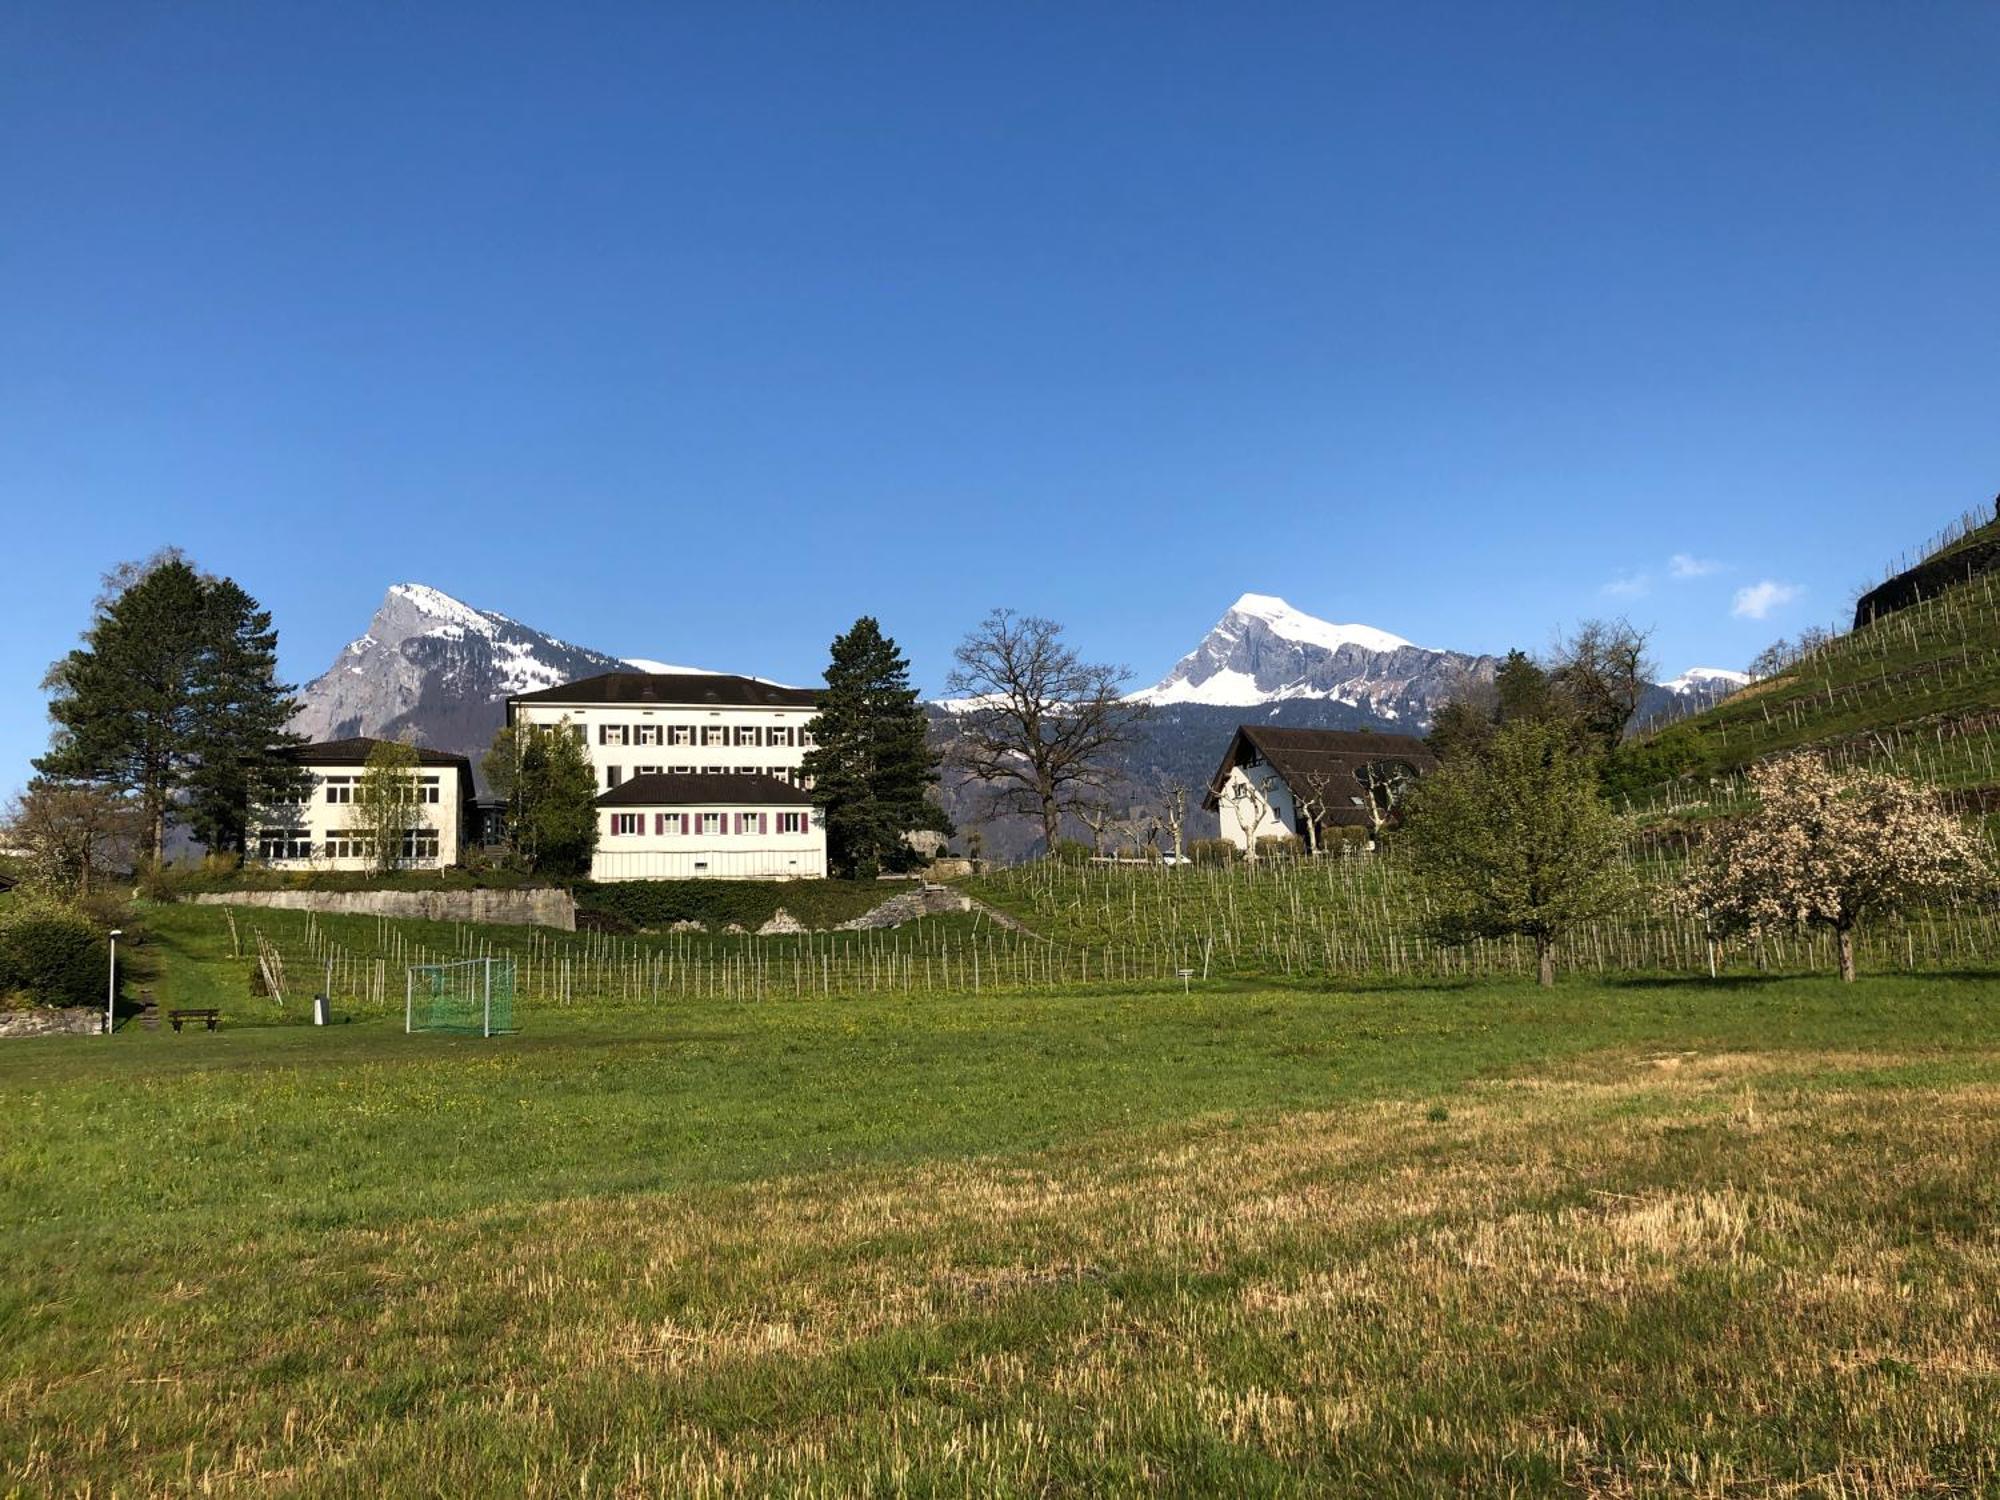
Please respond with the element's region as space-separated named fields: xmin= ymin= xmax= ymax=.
xmin=156 ymin=837 xmax=2000 ymax=1021
xmin=1612 ymin=523 xmax=2000 ymax=824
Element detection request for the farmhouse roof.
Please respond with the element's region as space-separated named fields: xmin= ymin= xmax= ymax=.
xmin=595 ymin=772 xmax=815 ymax=808
xmin=1202 ymin=725 xmax=1436 ymax=823
xmin=282 ymin=737 xmax=473 ymax=772
xmin=511 ymin=672 xmax=819 ymax=710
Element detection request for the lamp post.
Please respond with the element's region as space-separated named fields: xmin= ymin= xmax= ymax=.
xmin=106 ymin=929 xmax=122 ymax=1036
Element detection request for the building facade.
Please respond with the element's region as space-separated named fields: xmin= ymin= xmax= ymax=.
xmin=510 ymin=672 xmax=829 ymax=881
xmin=248 ymin=738 xmax=474 ymax=871
xmin=1204 ymin=726 xmax=1435 ymax=852
xmin=593 ymin=772 xmax=825 ymax=881
xmin=508 ymin=672 xmax=821 ymax=792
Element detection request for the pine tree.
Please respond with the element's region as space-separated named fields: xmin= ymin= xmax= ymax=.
xmin=802 ymin=617 xmax=950 ymax=878
xmin=37 ymin=554 xmax=304 ymax=863
xmin=186 ymin=578 xmax=309 ymax=854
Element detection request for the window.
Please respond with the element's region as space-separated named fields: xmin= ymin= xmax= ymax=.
xmin=777 ymin=811 xmax=807 ymax=835
xmin=324 ymin=831 xmax=375 ymax=860
xmin=324 ymin=776 xmax=355 ymax=805
xmin=257 ymin=828 xmax=313 ymax=860
xmin=599 ymin=724 xmax=627 ymax=746
xmin=735 ymin=726 xmax=760 ymax=746
xmin=635 ymin=724 xmax=661 ymax=746
xmin=609 ymin=812 xmax=642 ymax=836
xmin=671 ymin=764 xmax=694 ymax=775
xmin=655 ymin=813 xmax=682 ymax=835
xmin=700 ymin=812 xmax=721 ymax=835
xmin=635 ymin=765 xmax=662 ymax=777
xmin=702 ymin=764 xmax=725 ymax=775
xmin=767 ymin=725 xmax=793 ymax=748
xmin=417 ymin=776 xmax=441 ymax=805
xmin=800 ymin=729 xmax=816 ymax=747
xmin=401 ymin=828 xmax=441 ymax=861
xmin=703 ymin=726 xmax=728 ymax=747
xmin=668 ymin=725 xmax=693 ymax=746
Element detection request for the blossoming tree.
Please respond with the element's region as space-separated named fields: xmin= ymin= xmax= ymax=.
xmin=1677 ymin=754 xmax=1992 ymax=982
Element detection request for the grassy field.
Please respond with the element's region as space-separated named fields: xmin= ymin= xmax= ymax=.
xmin=4 ymin=971 xmax=1998 ymax=1495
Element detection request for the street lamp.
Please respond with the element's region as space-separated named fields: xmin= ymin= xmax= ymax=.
xmin=106 ymin=929 xmax=123 ymax=1037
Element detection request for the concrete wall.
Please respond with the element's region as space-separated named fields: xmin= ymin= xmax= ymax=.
xmin=0 ymin=1006 xmax=103 ymax=1039
xmin=192 ymin=886 xmax=576 ymax=931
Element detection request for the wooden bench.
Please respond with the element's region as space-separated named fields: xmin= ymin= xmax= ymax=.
xmin=168 ymin=1008 xmax=221 ymax=1033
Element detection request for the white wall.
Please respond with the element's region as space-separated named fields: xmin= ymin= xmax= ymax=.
xmin=593 ymin=804 xmax=827 ymax=881
xmin=250 ymin=763 xmax=467 ymax=871
xmin=1216 ymin=764 xmax=1296 ymax=851
xmin=512 ymin=701 xmax=817 ymax=792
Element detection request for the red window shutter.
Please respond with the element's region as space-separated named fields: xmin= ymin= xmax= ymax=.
xmin=760 ymin=812 xmax=768 ymax=835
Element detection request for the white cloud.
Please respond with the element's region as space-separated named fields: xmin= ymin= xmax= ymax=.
xmin=1669 ymin=553 xmax=1725 ymax=579
xmin=1732 ymin=579 xmax=1803 ymax=620
xmin=1601 ymin=572 xmax=1650 ymax=599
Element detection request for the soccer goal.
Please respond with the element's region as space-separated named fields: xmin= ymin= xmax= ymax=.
xmin=406 ymin=957 xmax=516 ymax=1037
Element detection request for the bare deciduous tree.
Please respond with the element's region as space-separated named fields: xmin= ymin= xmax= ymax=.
xmin=1355 ymin=759 xmax=1418 ymax=845
xmin=1549 ymin=617 xmax=1656 ymax=749
xmin=1288 ymin=768 xmax=1337 ymax=855
xmin=1 ymin=780 xmax=144 ymax=896
xmin=1077 ymin=803 xmax=1116 ymax=858
xmin=1223 ymin=777 xmax=1267 ymax=860
xmin=1151 ymin=771 xmax=1191 ymax=864
xmin=945 ymin=609 xmax=1150 ymax=857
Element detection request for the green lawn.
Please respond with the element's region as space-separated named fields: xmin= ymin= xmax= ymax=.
xmin=4 ymin=975 xmax=1998 ymax=1495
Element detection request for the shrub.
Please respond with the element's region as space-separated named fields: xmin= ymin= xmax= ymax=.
xmin=0 ymin=895 xmax=103 ymax=1009
xmin=1188 ymin=838 xmax=1240 ymax=866
xmin=1050 ymin=840 xmax=1094 ymax=866
xmin=1255 ymin=834 xmax=1304 ymax=861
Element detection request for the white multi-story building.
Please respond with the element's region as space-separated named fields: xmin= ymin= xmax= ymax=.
xmin=509 ymin=672 xmax=828 ymax=881
xmin=249 ymin=738 xmax=474 ymax=871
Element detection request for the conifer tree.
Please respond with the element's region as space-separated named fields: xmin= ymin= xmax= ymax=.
xmin=802 ymin=617 xmax=950 ymax=878
xmin=37 ymin=553 xmax=303 ymax=864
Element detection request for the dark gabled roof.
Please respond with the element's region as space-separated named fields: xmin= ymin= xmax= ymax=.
xmin=1202 ymin=725 xmax=1436 ymax=822
xmin=596 ymin=772 xmax=814 ymax=808
xmin=283 ymin=737 xmax=473 ymax=771
xmin=511 ymin=672 xmax=819 ymax=710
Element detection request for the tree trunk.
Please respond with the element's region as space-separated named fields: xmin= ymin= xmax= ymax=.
xmin=1039 ymin=796 xmax=1061 ymax=858
xmin=1837 ymin=924 xmax=1856 ymax=983
xmin=1535 ymin=933 xmax=1555 ymax=988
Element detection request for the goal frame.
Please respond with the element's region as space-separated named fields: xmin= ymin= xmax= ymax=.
xmin=405 ymin=956 xmax=513 ymax=1037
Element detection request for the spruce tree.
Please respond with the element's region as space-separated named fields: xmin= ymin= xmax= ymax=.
xmin=38 ymin=554 xmax=303 ymax=863
xmin=802 ymin=617 xmax=949 ymax=878
xmin=186 ymin=578 xmax=309 ymax=854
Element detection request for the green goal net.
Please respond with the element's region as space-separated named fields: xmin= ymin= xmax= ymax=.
xmin=406 ymin=957 xmax=516 ymax=1037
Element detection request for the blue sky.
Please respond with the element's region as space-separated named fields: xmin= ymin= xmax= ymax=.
xmin=3 ymin=2 xmax=1996 ymax=795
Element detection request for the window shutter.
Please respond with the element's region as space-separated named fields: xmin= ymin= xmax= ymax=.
xmin=760 ymin=812 xmax=768 ymax=835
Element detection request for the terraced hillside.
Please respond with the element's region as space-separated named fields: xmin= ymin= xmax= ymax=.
xmin=1609 ymin=505 xmax=2000 ymax=828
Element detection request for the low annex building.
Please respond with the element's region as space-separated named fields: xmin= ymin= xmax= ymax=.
xmin=593 ymin=772 xmax=826 ymax=881
xmin=1204 ymin=726 xmax=1436 ymax=851
xmin=249 ymin=737 xmax=475 ymax=870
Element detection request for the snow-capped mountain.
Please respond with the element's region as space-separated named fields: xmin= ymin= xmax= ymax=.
xmin=291 ymin=585 xmax=638 ymax=758
xmin=1634 ymin=666 xmax=1753 ymax=731
xmin=1133 ymin=593 xmax=1496 ymax=724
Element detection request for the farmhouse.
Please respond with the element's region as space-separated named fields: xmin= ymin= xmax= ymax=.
xmin=509 ymin=671 xmax=829 ymax=881
xmin=248 ymin=737 xmax=475 ymax=870
xmin=1205 ymin=726 xmax=1435 ymax=852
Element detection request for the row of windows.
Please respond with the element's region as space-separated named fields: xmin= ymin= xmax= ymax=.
xmin=322 ymin=775 xmax=442 ymax=805
xmin=257 ymin=829 xmax=442 ymax=860
xmin=606 ymin=765 xmax=810 ymax=788
xmin=607 ymin=811 xmax=811 ymax=837
xmin=597 ymin=723 xmax=814 ymax=749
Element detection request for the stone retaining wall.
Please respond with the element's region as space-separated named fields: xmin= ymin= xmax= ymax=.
xmin=191 ymin=887 xmax=576 ymax=931
xmin=0 ymin=1006 xmax=103 ymax=1039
